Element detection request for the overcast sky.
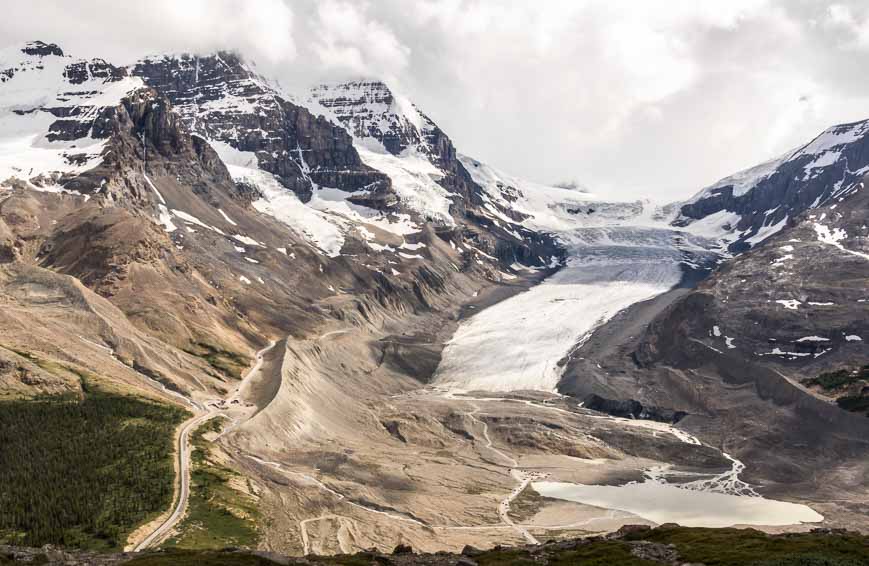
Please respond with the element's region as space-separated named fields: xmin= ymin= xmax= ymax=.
xmin=5 ymin=1 xmax=869 ymax=201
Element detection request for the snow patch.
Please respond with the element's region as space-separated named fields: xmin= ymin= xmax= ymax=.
xmin=813 ymin=222 xmax=869 ymax=261
xmin=232 ymin=234 xmax=264 ymax=248
xmin=218 ymin=209 xmax=238 ymax=226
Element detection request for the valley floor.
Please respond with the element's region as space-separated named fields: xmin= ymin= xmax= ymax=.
xmin=103 ymin=214 xmax=866 ymax=555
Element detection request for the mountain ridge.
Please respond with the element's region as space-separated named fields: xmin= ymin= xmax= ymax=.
xmin=2 ymin=38 xmax=869 ymax=556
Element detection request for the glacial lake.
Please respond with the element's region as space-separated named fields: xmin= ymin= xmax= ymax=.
xmin=533 ymin=480 xmax=824 ymax=528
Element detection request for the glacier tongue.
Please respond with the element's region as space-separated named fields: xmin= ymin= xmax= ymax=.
xmin=434 ymin=229 xmax=686 ymax=392
xmin=435 ymin=160 xmax=721 ymax=393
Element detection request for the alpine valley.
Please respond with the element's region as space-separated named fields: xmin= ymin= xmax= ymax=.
xmin=0 ymin=41 xmax=867 ymax=563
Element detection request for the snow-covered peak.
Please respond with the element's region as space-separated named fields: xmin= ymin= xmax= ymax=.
xmin=308 ymin=80 xmax=436 ymax=156
xmin=0 ymin=41 xmax=66 ymax=69
xmin=692 ymin=119 xmax=869 ymax=204
xmin=1 ymin=42 xmax=71 ymax=107
xmin=798 ymin=119 xmax=869 ymax=157
xmin=691 ymin=150 xmax=794 ymax=202
xmin=304 ymin=80 xmax=473 ymax=227
xmin=677 ymin=117 xmax=869 ymax=253
xmin=1 ymin=40 xmax=139 ymax=113
xmin=0 ymin=41 xmax=142 ymax=187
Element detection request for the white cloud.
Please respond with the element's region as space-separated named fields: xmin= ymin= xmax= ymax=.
xmin=308 ymin=1 xmax=410 ymax=79
xmin=5 ymin=1 xmax=869 ymax=201
xmin=0 ymin=0 xmax=295 ymax=64
xmin=825 ymin=3 xmax=869 ymax=49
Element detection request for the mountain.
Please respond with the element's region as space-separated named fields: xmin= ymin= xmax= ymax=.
xmin=2 ymin=39 xmax=868 ymax=558
xmin=132 ymin=54 xmax=390 ymax=205
xmin=307 ymin=80 xmax=482 ymax=218
xmin=305 ymin=79 xmax=558 ymax=264
xmin=557 ymin=123 xmax=869 ymax=527
xmin=0 ymin=42 xmax=558 ymax=385
xmin=675 ymin=119 xmax=869 ymax=252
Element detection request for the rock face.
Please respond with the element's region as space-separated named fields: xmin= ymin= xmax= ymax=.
xmin=308 ymin=80 xmax=559 ymax=265
xmin=63 ymin=87 xmax=240 ymax=205
xmin=0 ymin=40 xmax=563 ymax=406
xmin=676 ymin=120 xmax=869 ymax=252
xmin=646 ymin=179 xmax=868 ymax=377
xmin=19 ymin=40 xmax=64 ymax=58
xmin=310 ymin=81 xmax=487 ymax=216
xmin=581 ymin=393 xmax=687 ymax=424
xmin=132 ymin=54 xmax=390 ymax=203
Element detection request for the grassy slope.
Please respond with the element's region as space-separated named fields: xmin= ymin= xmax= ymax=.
xmin=161 ymin=419 xmax=260 ymax=550
xmin=634 ymin=527 xmax=869 ymax=566
xmin=182 ymin=342 xmax=250 ymax=382
xmin=805 ymin=365 xmax=869 ymax=416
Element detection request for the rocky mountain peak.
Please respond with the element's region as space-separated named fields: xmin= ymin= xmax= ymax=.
xmin=309 ymin=80 xmax=435 ymax=156
xmin=308 ymin=79 xmax=494 ymax=222
xmin=132 ymin=53 xmax=390 ymax=204
xmin=20 ymin=41 xmax=65 ymax=58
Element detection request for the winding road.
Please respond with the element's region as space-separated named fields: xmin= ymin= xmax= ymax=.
xmin=132 ymin=411 xmax=217 ymax=551
xmin=132 ymin=340 xmax=277 ymax=551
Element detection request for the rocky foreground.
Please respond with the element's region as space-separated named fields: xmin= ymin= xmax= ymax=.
xmin=3 ymin=525 xmax=869 ymax=565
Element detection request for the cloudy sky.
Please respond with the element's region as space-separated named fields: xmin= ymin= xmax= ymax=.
xmin=5 ymin=1 xmax=869 ymax=200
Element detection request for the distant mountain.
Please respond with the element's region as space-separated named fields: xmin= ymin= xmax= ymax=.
xmin=552 ymin=180 xmax=591 ymax=193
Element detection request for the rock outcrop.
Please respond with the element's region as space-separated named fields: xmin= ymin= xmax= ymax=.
xmin=132 ymin=54 xmax=391 ymax=203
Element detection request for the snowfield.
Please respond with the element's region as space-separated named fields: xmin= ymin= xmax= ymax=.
xmin=0 ymin=44 xmax=142 ymax=186
xmin=209 ymin=140 xmax=419 ymax=257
